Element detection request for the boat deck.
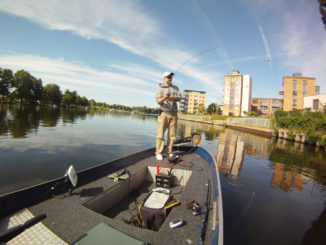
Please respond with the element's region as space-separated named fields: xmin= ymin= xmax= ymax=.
xmin=3 ymin=152 xmax=216 ymax=245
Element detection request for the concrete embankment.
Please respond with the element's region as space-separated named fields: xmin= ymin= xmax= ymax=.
xmin=178 ymin=114 xmax=225 ymax=126
xmin=178 ymin=114 xmax=274 ymax=137
xmin=178 ymin=114 xmax=325 ymax=149
xmin=225 ymin=117 xmax=274 ymax=137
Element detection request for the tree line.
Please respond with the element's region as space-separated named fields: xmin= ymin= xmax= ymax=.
xmin=0 ymin=67 xmax=160 ymax=114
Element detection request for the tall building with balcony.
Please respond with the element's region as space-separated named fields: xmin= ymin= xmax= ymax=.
xmin=179 ymin=89 xmax=206 ymax=114
xmin=280 ymin=73 xmax=316 ymax=111
xmin=223 ymin=70 xmax=252 ymax=116
xmin=251 ymin=98 xmax=283 ymax=115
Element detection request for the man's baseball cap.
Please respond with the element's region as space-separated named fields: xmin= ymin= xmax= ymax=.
xmin=162 ymin=71 xmax=174 ymax=78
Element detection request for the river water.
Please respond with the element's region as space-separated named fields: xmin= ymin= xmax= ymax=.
xmin=1 ymin=105 xmax=325 ymax=245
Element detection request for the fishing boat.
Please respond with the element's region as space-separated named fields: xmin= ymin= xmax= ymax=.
xmin=0 ymin=134 xmax=223 ymax=245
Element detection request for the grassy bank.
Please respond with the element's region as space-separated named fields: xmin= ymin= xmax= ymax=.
xmin=274 ymin=110 xmax=326 ymax=146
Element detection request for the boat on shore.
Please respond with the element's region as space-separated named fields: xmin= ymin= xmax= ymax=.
xmin=0 ymin=138 xmax=223 ymax=245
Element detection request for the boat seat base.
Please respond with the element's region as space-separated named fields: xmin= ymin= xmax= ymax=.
xmin=72 ymin=223 xmax=145 ymax=245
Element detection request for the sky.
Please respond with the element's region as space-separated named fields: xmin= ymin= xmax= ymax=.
xmin=0 ymin=0 xmax=325 ymax=108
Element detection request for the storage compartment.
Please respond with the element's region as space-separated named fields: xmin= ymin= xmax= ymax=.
xmin=83 ymin=166 xmax=192 ymax=231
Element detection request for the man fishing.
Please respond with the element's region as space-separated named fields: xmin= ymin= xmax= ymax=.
xmin=155 ymin=72 xmax=182 ymax=161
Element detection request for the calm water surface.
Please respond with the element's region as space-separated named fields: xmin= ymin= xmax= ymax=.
xmin=1 ymin=105 xmax=326 ymax=245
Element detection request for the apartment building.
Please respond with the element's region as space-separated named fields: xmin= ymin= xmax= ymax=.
xmin=179 ymin=89 xmax=206 ymax=114
xmin=280 ymin=73 xmax=316 ymax=111
xmin=303 ymin=94 xmax=326 ymax=111
xmin=223 ymin=70 xmax=252 ymax=116
xmin=251 ymin=98 xmax=283 ymax=115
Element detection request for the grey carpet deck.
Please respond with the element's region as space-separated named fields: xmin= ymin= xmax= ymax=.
xmin=26 ymin=153 xmax=214 ymax=245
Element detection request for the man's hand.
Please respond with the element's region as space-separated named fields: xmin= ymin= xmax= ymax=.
xmin=157 ymin=95 xmax=170 ymax=105
xmin=168 ymin=96 xmax=175 ymax=102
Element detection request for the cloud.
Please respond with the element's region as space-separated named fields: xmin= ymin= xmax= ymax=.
xmin=0 ymin=0 xmax=193 ymax=70
xmin=0 ymin=0 xmax=160 ymax=50
xmin=0 ymin=0 xmax=224 ymax=97
xmin=0 ymin=53 xmax=155 ymax=97
xmin=188 ymin=0 xmax=234 ymax=71
xmin=240 ymin=0 xmax=287 ymax=17
xmin=277 ymin=1 xmax=326 ymax=91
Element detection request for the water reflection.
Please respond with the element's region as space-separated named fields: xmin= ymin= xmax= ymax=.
xmin=1 ymin=105 xmax=326 ymax=244
xmin=271 ymin=162 xmax=305 ymax=191
xmin=215 ymin=128 xmax=326 ymax=194
xmin=300 ymin=206 xmax=326 ymax=245
xmin=217 ymin=129 xmax=326 ymax=245
xmin=0 ymin=105 xmax=159 ymax=139
xmin=177 ymin=119 xmax=224 ymax=146
xmin=217 ymin=129 xmax=272 ymax=176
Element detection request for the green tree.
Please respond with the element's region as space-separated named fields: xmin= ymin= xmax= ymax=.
xmin=32 ymin=78 xmax=43 ymax=102
xmin=0 ymin=68 xmax=13 ymax=101
xmin=11 ymin=70 xmax=43 ymax=103
xmin=43 ymin=84 xmax=62 ymax=105
xmin=319 ymin=0 xmax=326 ymax=29
xmin=89 ymin=99 xmax=96 ymax=107
xmin=62 ymin=89 xmax=77 ymax=106
xmin=198 ymin=103 xmax=206 ymax=114
xmin=80 ymin=96 xmax=89 ymax=106
xmin=217 ymin=107 xmax=222 ymax=115
xmin=207 ymin=103 xmax=217 ymax=114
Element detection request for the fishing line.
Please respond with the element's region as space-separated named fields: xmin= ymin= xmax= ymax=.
xmin=174 ymin=47 xmax=217 ymax=75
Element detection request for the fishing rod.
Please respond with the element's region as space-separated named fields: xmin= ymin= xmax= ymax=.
xmin=198 ymin=181 xmax=210 ymax=245
xmin=173 ymin=47 xmax=217 ymax=75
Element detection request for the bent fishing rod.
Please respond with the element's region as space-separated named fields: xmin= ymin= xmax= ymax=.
xmin=173 ymin=47 xmax=218 ymax=75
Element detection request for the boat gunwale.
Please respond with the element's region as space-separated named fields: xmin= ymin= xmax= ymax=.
xmin=0 ymin=146 xmax=223 ymax=245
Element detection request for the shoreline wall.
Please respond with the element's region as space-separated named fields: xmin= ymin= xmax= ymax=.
xmin=178 ymin=114 xmax=273 ymax=137
xmin=178 ymin=114 xmax=325 ymax=149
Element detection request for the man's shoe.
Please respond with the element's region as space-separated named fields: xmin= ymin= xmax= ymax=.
xmin=169 ymin=154 xmax=174 ymax=158
xmin=156 ymin=154 xmax=163 ymax=161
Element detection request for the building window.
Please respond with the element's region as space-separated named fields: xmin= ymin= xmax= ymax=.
xmin=252 ymin=99 xmax=258 ymax=104
xmin=230 ymin=90 xmax=235 ymax=96
xmin=293 ymin=91 xmax=297 ymax=97
xmin=230 ymin=104 xmax=234 ymax=110
xmin=313 ymin=99 xmax=319 ymax=110
xmin=303 ymin=82 xmax=307 ymax=91
xmin=293 ymin=81 xmax=297 ymax=90
xmin=293 ymin=99 xmax=297 ymax=107
xmin=261 ymin=106 xmax=268 ymax=112
xmin=303 ymin=92 xmax=307 ymax=97
xmin=231 ymin=83 xmax=235 ymax=88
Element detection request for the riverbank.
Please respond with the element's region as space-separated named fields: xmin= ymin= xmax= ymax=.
xmin=178 ymin=114 xmax=326 ymax=150
xmin=178 ymin=114 xmax=274 ymax=138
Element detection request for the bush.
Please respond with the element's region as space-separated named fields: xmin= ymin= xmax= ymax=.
xmin=274 ymin=109 xmax=326 ymax=133
xmin=287 ymin=131 xmax=296 ymax=141
xmin=277 ymin=117 xmax=291 ymax=128
xmin=296 ymin=117 xmax=314 ymax=131
xmin=318 ymin=137 xmax=326 ymax=147
xmin=315 ymin=118 xmax=326 ymax=132
xmin=274 ymin=110 xmax=288 ymax=119
xmin=306 ymin=130 xmax=321 ymax=145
